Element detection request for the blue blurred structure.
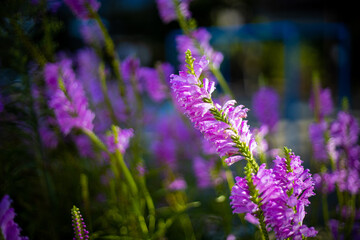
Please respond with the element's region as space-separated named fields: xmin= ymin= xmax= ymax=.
xmin=166 ymin=21 xmax=350 ymax=120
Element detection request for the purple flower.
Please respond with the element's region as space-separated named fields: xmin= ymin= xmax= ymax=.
xmin=170 ymin=52 xmax=256 ymax=166
xmin=313 ymin=172 xmax=337 ymax=194
xmin=64 ymin=0 xmax=100 ymax=19
xmin=309 ymin=87 xmax=333 ymax=120
xmin=193 ymin=156 xmax=214 ymax=188
xmin=73 ymin=135 xmax=94 ymax=157
xmin=76 ymin=48 xmax=102 ymax=104
xmin=167 ymin=178 xmax=187 ymax=190
xmin=231 ymin=151 xmax=317 ymax=239
xmin=39 ymin=122 xmax=58 ymax=149
xmin=330 ymin=111 xmax=360 ymax=173
xmin=44 ymin=59 xmax=95 ymax=135
xmin=150 ymin=112 xmax=196 ymax=169
xmin=331 ymin=111 xmax=360 ymax=149
xmin=0 ymin=195 xmax=29 ymax=240
xmin=71 ymin=206 xmax=89 ymax=240
xmin=105 ymin=126 xmax=134 ymax=154
xmin=308 ymin=121 xmax=328 ymax=161
xmin=156 ymin=0 xmax=192 ymax=23
xmin=176 ymin=28 xmax=223 ymax=69
xmin=252 ymin=86 xmax=280 ymax=132
xmin=139 ymin=63 xmax=174 ymax=102
xmin=230 ymin=164 xmax=283 ymax=221
xmin=271 ymin=150 xmax=317 ymax=239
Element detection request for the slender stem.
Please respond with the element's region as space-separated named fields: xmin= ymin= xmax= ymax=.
xmin=139 ymin=176 xmax=156 ymax=234
xmin=90 ymin=9 xmax=130 ymax=116
xmin=99 ymin=61 xmax=118 ymax=124
xmin=82 ymin=128 xmax=109 ymax=153
xmin=114 ymin=150 xmax=139 ymax=197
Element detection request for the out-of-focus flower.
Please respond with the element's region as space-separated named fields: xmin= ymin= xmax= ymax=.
xmin=308 ymin=121 xmax=328 ymax=161
xmin=167 ymin=178 xmax=187 ymax=190
xmin=105 ymin=126 xmax=134 ymax=154
xmin=139 ymin=63 xmax=173 ymax=102
xmin=176 ymin=28 xmax=223 ymax=69
xmin=77 ymin=48 xmax=103 ymax=104
xmin=193 ymin=156 xmax=214 ymax=188
xmin=309 ymin=87 xmax=333 ymax=120
xmin=71 ymin=206 xmax=89 ymax=240
xmin=0 ymin=195 xmax=29 ymax=240
xmin=230 ymin=150 xmax=317 ymax=240
xmin=170 ymin=51 xmax=256 ymax=166
xmin=64 ymin=0 xmax=100 ymax=19
xmin=44 ymin=59 xmax=95 ymax=135
xmin=252 ymin=86 xmax=279 ymax=132
xmin=156 ymin=0 xmax=192 ymax=23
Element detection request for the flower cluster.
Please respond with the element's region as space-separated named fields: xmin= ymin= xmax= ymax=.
xmin=71 ymin=206 xmax=89 ymax=240
xmin=0 ymin=195 xmax=29 ymax=240
xmin=44 ymin=59 xmax=95 ymax=135
xmin=64 ymin=0 xmax=100 ymax=19
xmin=105 ymin=126 xmax=134 ymax=154
xmin=312 ymin=110 xmax=360 ymax=195
xmin=309 ymin=87 xmax=333 ymax=120
xmin=156 ymin=0 xmax=192 ymax=23
xmin=230 ymin=150 xmax=317 ymax=239
xmin=170 ymin=50 xmax=256 ymax=166
xmin=252 ymin=86 xmax=280 ymax=132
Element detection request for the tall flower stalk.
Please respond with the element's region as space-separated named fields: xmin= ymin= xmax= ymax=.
xmin=71 ymin=206 xmax=90 ymax=240
xmin=171 ymin=50 xmax=317 ymax=239
xmin=156 ymin=0 xmax=233 ymax=97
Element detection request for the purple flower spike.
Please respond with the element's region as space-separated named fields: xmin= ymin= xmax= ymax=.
xmin=44 ymin=59 xmax=95 ymax=135
xmin=230 ymin=164 xmax=283 ymax=223
xmin=252 ymin=86 xmax=279 ymax=132
xmin=176 ymin=28 xmax=223 ymax=69
xmin=64 ymin=0 xmax=100 ymax=19
xmin=105 ymin=126 xmax=134 ymax=154
xmin=0 ymin=195 xmax=29 ymax=240
xmin=308 ymin=121 xmax=328 ymax=161
xmin=156 ymin=0 xmax=192 ymax=23
xmin=170 ymin=51 xmax=256 ymax=166
xmin=71 ymin=206 xmax=89 ymax=240
xmin=309 ymin=87 xmax=333 ymax=120
xmin=271 ymin=149 xmax=317 ymax=239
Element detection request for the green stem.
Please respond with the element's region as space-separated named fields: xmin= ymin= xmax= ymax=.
xmin=114 ymin=150 xmax=139 ymax=197
xmin=89 ymin=9 xmax=130 ymax=116
xmin=139 ymin=176 xmax=156 ymax=234
xmin=99 ymin=61 xmax=118 ymax=124
xmin=82 ymin=128 xmax=109 ymax=153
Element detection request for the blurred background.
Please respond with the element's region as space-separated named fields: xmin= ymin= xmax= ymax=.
xmin=0 ymin=0 xmax=359 ymax=239
xmin=1 ymin=0 xmax=359 ymax=109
